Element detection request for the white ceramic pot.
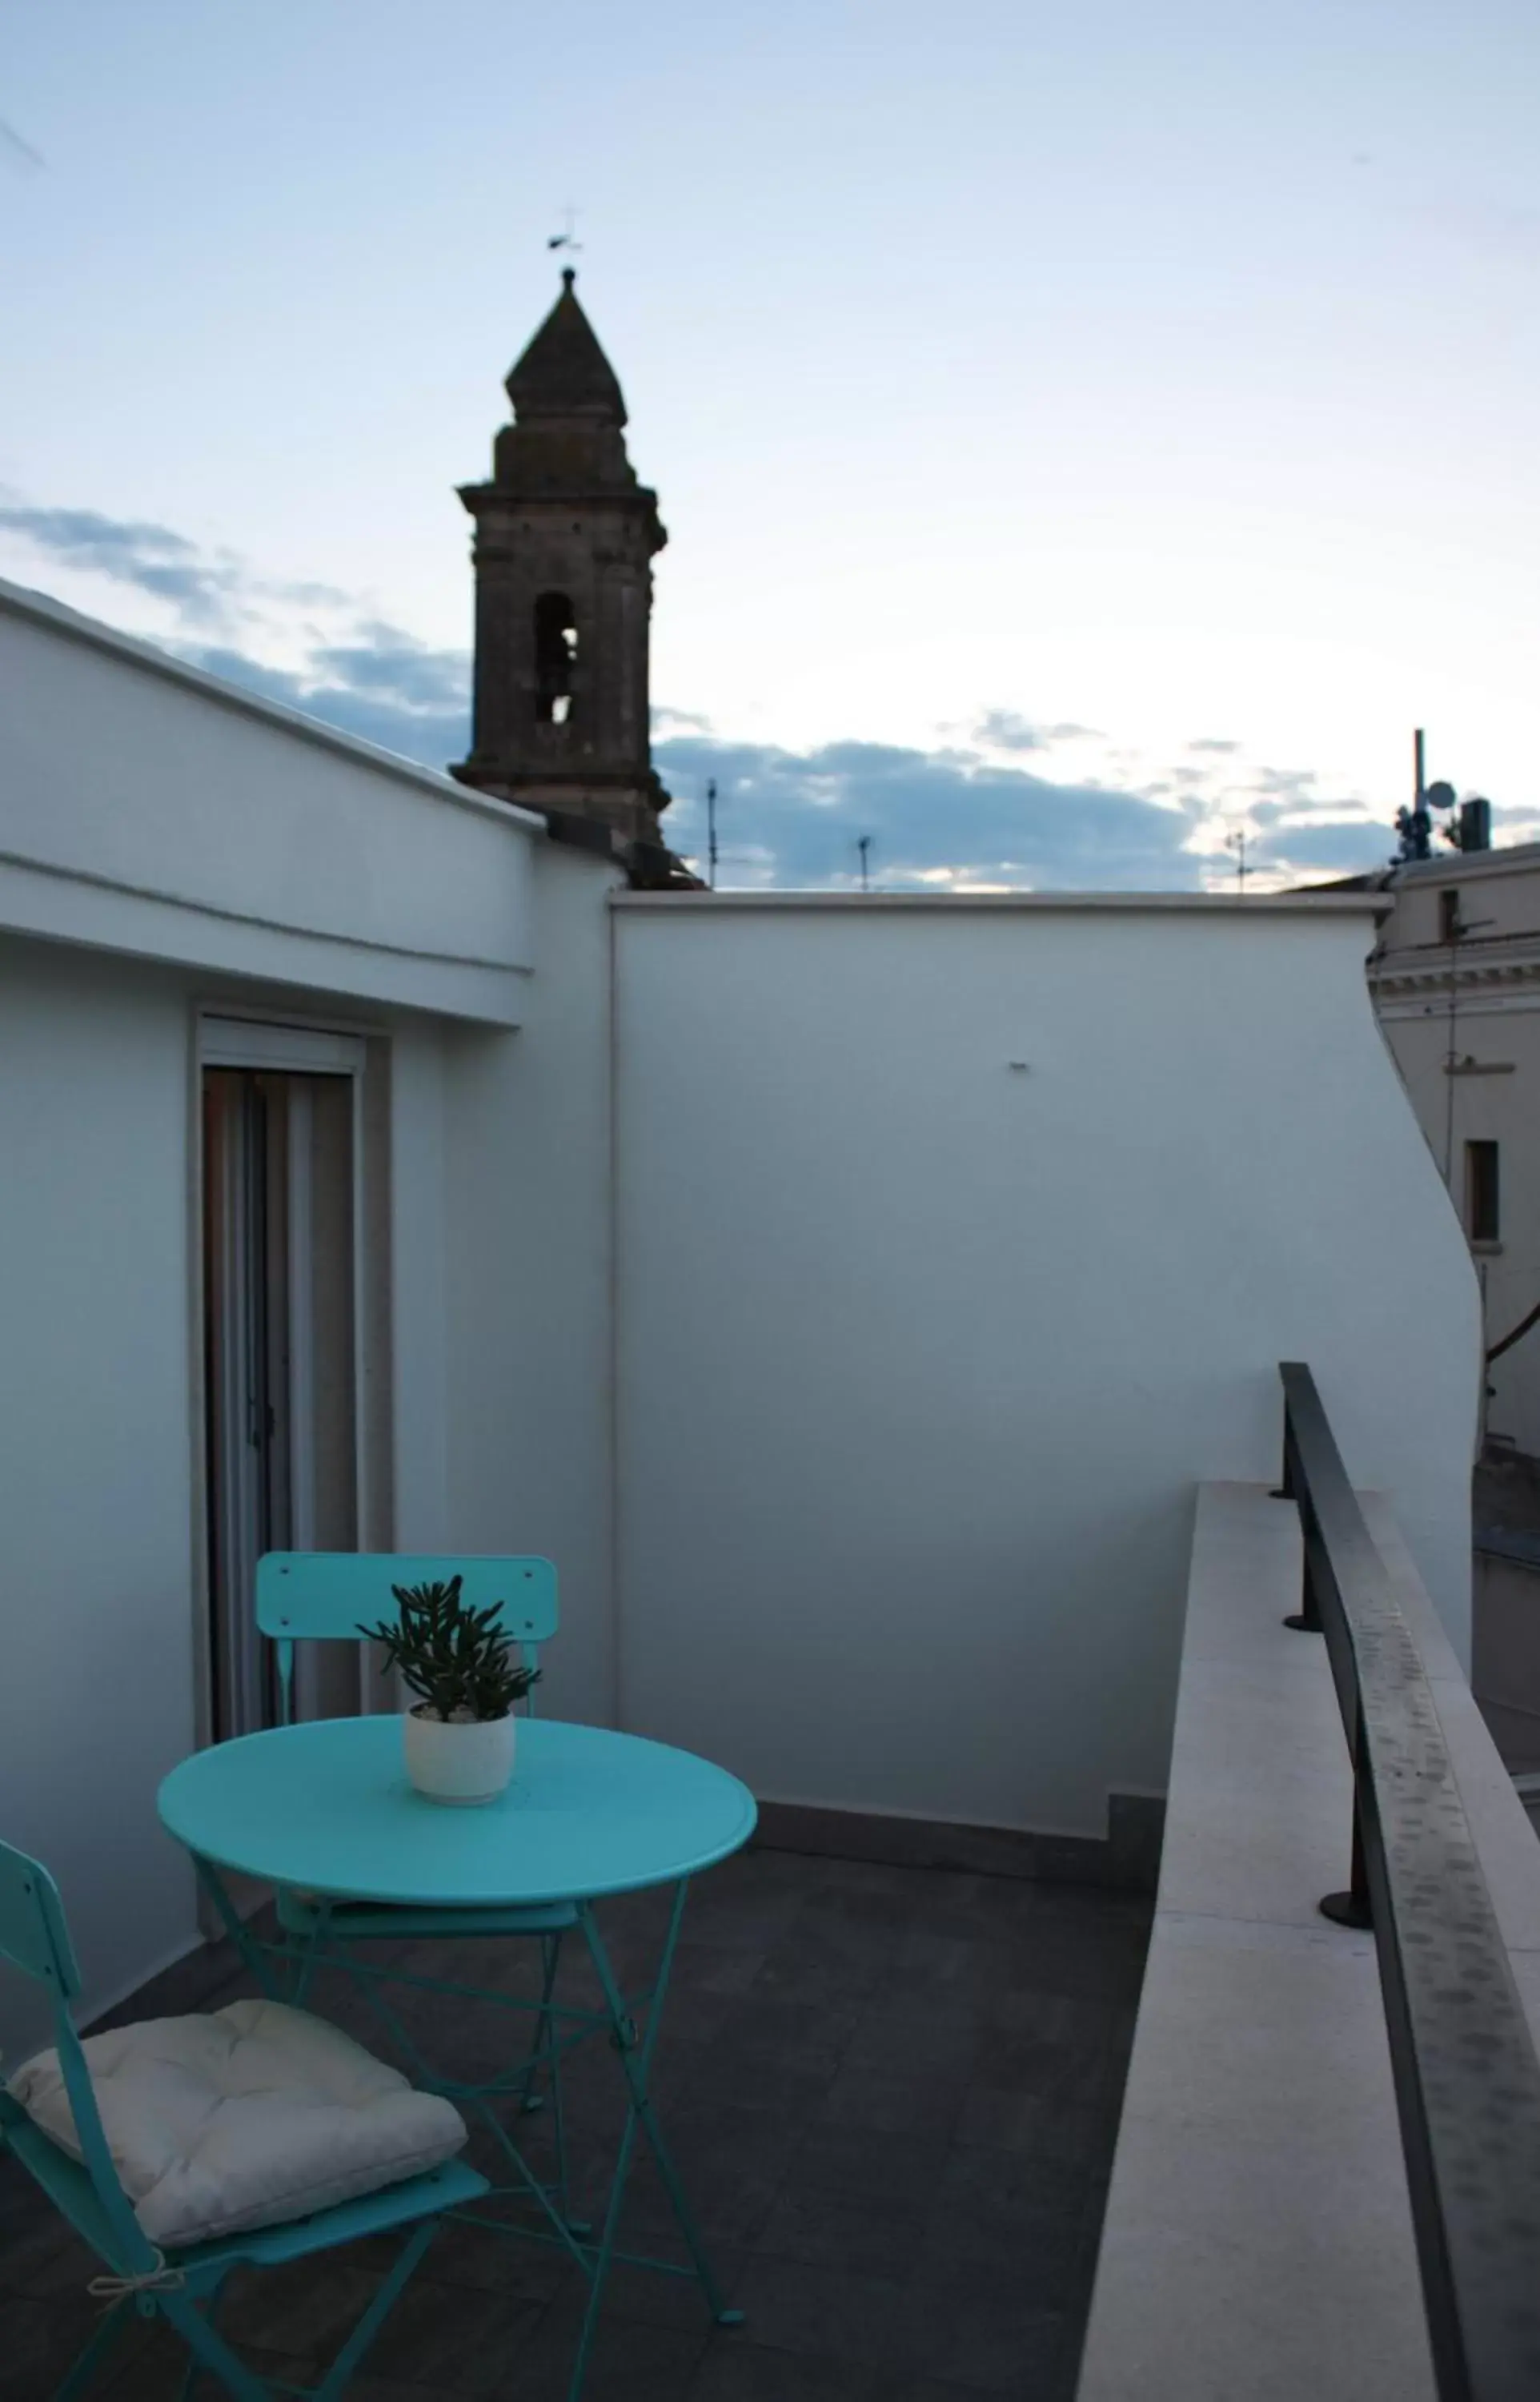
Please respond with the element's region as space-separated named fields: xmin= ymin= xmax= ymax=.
xmin=403 ymin=1707 xmax=516 ymax=1806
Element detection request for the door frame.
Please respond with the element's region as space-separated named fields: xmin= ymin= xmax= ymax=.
xmin=190 ymin=1011 xmax=371 ymax=1756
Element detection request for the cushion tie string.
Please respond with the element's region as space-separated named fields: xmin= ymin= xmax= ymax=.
xmin=87 ymin=2251 xmax=185 ymax=2302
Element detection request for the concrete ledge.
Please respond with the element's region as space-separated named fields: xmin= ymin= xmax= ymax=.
xmin=1076 ymin=1482 xmax=1436 ymax=2402
xmin=753 ymin=1793 xmax=1165 ymax=1891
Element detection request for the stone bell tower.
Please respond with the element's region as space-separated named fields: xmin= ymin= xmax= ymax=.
xmin=451 ymin=270 xmax=672 ymax=854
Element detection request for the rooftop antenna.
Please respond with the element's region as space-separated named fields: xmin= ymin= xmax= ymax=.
xmin=1226 ymin=827 xmax=1249 ymax=894
xmin=1394 ymin=727 xmax=1434 ymax=862
xmin=547 ymin=204 xmax=583 ymax=263
xmin=706 ymin=778 xmax=720 ymax=891
xmin=857 ymin=835 xmax=872 ymax=894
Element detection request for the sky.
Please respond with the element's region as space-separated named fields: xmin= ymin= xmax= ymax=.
xmin=3 ymin=0 xmax=1538 ymax=891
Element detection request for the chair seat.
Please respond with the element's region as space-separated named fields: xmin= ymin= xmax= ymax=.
xmin=276 ymin=1889 xmax=579 ymax=1940
xmin=6 ymin=1998 xmax=472 ymax=2250
xmin=0 ymin=2098 xmax=488 ymax=2280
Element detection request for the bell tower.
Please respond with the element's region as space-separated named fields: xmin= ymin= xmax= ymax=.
xmin=451 ymin=270 xmax=671 ymax=851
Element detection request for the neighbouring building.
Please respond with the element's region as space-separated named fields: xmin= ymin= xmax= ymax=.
xmin=1366 ymin=840 xmax=1540 ymax=1456
xmin=1362 ymin=839 xmax=1540 ymax=1777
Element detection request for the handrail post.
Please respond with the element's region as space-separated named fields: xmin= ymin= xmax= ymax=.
xmin=1279 ymin=1401 xmax=1322 ymax=1633
xmin=1321 ymin=1702 xmax=1373 ymax=1930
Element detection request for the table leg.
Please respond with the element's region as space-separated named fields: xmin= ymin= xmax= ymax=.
xmin=190 ymin=1858 xmax=282 ymax=2001
xmin=567 ymin=1883 xmax=743 ymax=2401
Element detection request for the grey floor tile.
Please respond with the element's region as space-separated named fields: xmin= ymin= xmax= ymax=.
xmin=0 ymin=2190 xmax=100 ymax=2301
xmin=0 ymin=2291 xmax=138 ymax=2399
xmin=919 ymin=2146 xmax=1090 ymax=2304
xmin=102 ymin=2331 xmax=314 ymax=2399
xmin=819 ymin=2065 xmax=967 ymax=2145
xmin=728 ymin=2256 xmax=923 ymax=2375
xmin=756 ymin=2181 xmax=929 ymax=2279
xmin=675 ymin=1941 xmax=772 ymax=1998
xmin=219 ymin=2254 xmax=385 ymax=2357
xmin=954 ymin=2087 xmax=1115 ymax=2166
xmin=901 ymin=2288 xmax=1073 ymax=2395
xmin=840 ymin=2000 xmax=981 ymax=2083
xmin=334 ymin=2378 xmax=447 ymax=2402
xmin=688 ymin=2336 xmax=881 ymax=2400
xmin=355 ymin=2271 xmax=548 ymax=2396
xmin=417 ymin=2208 xmax=575 ymax=2301
xmin=506 ymin=2298 xmax=710 ymax=2401
xmin=782 ymin=2123 xmax=951 ymax=2209
xmin=872 ymin=2383 xmax=1055 ymax=2402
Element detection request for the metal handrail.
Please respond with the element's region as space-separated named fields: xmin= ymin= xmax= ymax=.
xmin=1277 ymin=1361 xmax=1540 ymax=2402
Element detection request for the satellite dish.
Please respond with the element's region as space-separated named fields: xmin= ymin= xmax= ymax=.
xmin=1425 ymin=780 xmax=1457 ymax=811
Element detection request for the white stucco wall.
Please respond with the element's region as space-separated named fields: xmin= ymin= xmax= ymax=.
xmin=440 ymin=842 xmax=622 ymax=1727
xmin=0 ymin=940 xmax=200 ymax=2047
xmin=612 ymin=895 xmax=1480 ymax=1839
xmin=0 ymin=579 xmax=539 ymax=1024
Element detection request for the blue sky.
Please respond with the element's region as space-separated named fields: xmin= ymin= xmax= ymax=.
xmin=3 ymin=0 xmax=1538 ymax=888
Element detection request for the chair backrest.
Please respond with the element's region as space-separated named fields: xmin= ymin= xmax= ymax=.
xmin=256 ymin=1552 xmax=559 ymax=1723
xmin=0 ymin=1840 xmax=81 ymax=1998
xmin=0 ymin=1840 xmax=158 ymax=2272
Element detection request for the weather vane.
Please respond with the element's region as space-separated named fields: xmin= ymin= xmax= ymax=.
xmin=547 ymin=205 xmax=583 ymax=263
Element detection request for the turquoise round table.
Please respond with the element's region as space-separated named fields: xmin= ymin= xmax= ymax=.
xmin=158 ymin=1714 xmax=757 ymax=1909
xmin=158 ymin=1717 xmax=756 ymax=2402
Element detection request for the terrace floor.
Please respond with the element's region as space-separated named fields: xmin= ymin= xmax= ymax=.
xmin=0 ymin=1843 xmax=1151 ymax=2402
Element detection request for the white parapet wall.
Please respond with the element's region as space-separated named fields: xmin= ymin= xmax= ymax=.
xmin=611 ymin=893 xmax=1481 ymax=1839
xmin=0 ymin=577 xmax=539 ymax=1023
xmin=1076 ymin=1479 xmax=1540 ymax=2401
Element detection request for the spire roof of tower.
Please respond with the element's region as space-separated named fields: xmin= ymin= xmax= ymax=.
xmin=505 ymin=270 xmax=627 ymax=426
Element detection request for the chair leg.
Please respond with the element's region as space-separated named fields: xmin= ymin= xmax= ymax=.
xmin=311 ymin=2220 xmax=436 ymax=2402
xmin=155 ymin=2292 xmax=273 ymax=2402
xmin=51 ymin=2294 xmax=133 ymax=2400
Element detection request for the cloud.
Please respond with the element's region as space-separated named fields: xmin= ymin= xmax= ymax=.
xmin=652 ymin=733 xmax=1202 ymax=891
xmin=307 ymin=623 xmax=470 ymax=710
xmin=0 ymin=494 xmax=469 ymax=765
xmin=171 ymin=640 xmax=472 ymax=768
xmin=0 ymin=502 xmax=243 ymax=625
xmin=0 ymin=491 xmax=1409 ymax=892
xmin=973 ymin=709 xmax=1045 ymax=753
xmin=0 ymin=498 xmax=354 ymax=631
xmin=1249 ymin=819 xmax=1393 ymax=874
xmin=972 ymin=710 xmax=1103 ymax=753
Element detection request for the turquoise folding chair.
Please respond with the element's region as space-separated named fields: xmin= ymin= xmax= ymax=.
xmin=251 ymin=1553 xmax=581 ymax=2223
xmin=0 ymin=1838 xmax=486 ymax=2402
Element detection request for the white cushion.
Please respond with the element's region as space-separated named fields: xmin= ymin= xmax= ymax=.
xmin=6 ymin=1998 xmax=467 ymax=2249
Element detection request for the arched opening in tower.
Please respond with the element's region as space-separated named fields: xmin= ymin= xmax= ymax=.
xmin=534 ymin=592 xmax=578 ymax=725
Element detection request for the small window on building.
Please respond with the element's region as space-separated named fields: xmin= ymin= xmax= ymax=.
xmin=1466 ymin=1140 xmax=1499 ymax=1243
xmin=1439 ymin=889 xmax=1462 ymax=942
xmin=534 ymin=591 xmax=577 ymax=725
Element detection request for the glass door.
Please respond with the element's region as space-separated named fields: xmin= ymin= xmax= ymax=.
xmin=202 ymin=1065 xmax=359 ymax=1739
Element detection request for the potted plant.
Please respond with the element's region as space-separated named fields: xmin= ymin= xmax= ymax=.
xmin=358 ymin=1577 xmax=539 ymax=1806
